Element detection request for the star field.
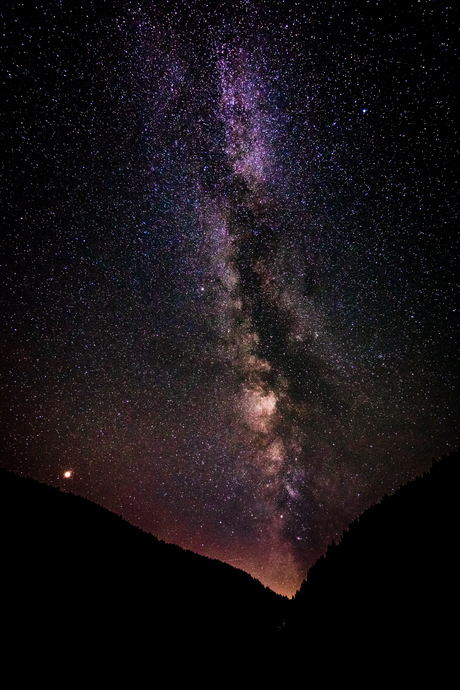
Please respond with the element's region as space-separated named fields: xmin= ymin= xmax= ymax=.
xmin=1 ymin=1 xmax=458 ymax=596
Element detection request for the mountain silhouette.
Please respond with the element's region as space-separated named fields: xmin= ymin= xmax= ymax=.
xmin=1 ymin=450 xmax=458 ymax=683
xmin=0 ymin=468 xmax=288 ymax=682
xmin=283 ymin=449 xmax=460 ymax=684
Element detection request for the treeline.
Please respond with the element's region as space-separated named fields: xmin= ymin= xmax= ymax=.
xmin=0 ymin=468 xmax=288 ymax=681
xmin=1 ymin=449 xmax=459 ymax=683
xmin=281 ymin=449 xmax=460 ymax=683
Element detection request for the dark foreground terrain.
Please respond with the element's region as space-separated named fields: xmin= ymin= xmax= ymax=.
xmin=1 ymin=450 xmax=458 ymax=684
xmin=282 ymin=449 xmax=459 ymax=684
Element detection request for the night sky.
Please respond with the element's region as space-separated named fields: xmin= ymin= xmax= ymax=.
xmin=2 ymin=1 xmax=458 ymax=597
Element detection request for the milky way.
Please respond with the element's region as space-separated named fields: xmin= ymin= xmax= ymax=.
xmin=2 ymin=1 xmax=458 ymax=595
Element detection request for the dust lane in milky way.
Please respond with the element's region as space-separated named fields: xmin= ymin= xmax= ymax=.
xmin=1 ymin=2 xmax=458 ymax=596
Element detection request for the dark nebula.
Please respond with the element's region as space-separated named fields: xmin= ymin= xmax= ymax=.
xmin=1 ymin=1 xmax=458 ymax=596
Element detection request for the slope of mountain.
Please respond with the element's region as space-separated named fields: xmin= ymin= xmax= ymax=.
xmin=1 ymin=450 xmax=458 ymax=683
xmin=0 ymin=468 xmax=288 ymax=681
xmin=283 ymin=450 xmax=460 ymax=684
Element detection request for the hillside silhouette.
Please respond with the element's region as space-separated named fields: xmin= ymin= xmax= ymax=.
xmin=1 ymin=450 xmax=459 ymax=682
xmin=0 ymin=468 xmax=289 ymax=682
xmin=283 ymin=449 xmax=460 ymax=684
